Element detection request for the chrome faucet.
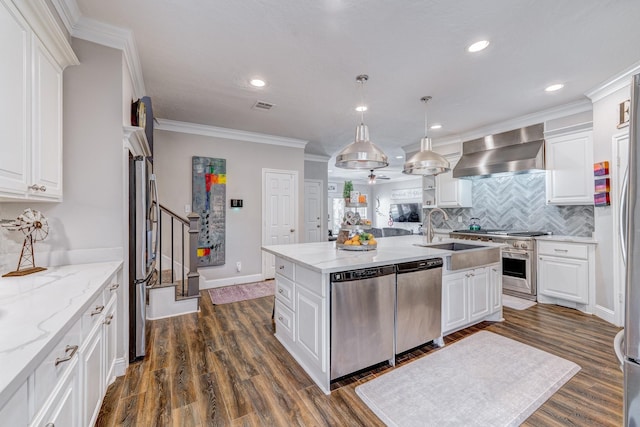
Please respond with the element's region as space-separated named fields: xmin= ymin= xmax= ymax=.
xmin=425 ymin=208 xmax=449 ymax=243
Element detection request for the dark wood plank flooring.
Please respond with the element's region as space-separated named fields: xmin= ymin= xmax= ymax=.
xmin=96 ymin=292 xmax=623 ymax=426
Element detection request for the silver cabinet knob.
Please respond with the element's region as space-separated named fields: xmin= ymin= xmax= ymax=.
xmin=278 ymin=288 xmax=283 ymax=293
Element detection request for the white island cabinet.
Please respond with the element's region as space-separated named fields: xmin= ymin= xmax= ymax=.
xmin=264 ymin=235 xmax=504 ymax=394
xmin=0 ymin=261 xmax=123 ymax=426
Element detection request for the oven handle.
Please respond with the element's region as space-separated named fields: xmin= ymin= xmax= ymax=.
xmin=503 ymin=250 xmax=530 ymax=258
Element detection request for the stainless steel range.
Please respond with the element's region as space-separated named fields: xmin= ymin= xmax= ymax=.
xmin=449 ymin=229 xmax=551 ymax=301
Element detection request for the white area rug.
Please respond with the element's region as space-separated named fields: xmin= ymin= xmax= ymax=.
xmin=355 ymin=331 xmax=580 ymax=427
xmin=502 ymin=294 xmax=537 ymax=310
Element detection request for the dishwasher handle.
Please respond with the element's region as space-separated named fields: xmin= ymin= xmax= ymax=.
xmin=396 ymin=258 xmax=443 ymax=274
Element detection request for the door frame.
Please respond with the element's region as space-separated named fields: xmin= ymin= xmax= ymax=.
xmin=304 ymin=179 xmax=324 ymax=243
xmin=262 ymin=168 xmax=299 ymax=279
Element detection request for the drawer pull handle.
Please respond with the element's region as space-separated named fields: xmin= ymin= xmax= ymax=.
xmin=55 ymin=345 xmax=79 ymax=366
xmin=554 ymin=249 xmax=569 ymax=252
xmin=91 ymin=305 xmax=105 ymax=316
xmin=29 ymin=184 xmax=46 ymax=192
xmin=278 ymin=265 xmax=285 ymax=270
xmin=103 ymin=314 xmax=114 ymax=325
xmin=278 ymin=289 xmax=283 ymax=293
xmin=108 ymin=283 xmax=120 ymax=291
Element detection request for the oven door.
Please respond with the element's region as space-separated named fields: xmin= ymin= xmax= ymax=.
xmin=502 ymin=250 xmax=535 ymax=298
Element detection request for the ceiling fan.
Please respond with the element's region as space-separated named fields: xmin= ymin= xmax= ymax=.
xmin=368 ymin=169 xmax=391 ymax=184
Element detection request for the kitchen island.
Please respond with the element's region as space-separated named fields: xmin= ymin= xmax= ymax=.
xmin=262 ymin=235 xmax=504 ymax=393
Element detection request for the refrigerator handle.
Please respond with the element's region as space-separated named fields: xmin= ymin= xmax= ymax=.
xmin=148 ymin=174 xmax=160 ymax=269
xmin=621 ymin=166 xmax=629 ymax=265
xmin=614 ymin=329 xmax=625 ymax=371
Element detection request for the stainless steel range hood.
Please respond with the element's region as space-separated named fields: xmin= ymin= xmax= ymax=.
xmin=452 ymin=123 xmax=545 ymax=179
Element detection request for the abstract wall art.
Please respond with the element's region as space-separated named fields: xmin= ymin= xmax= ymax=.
xmin=192 ymin=156 xmax=226 ymax=266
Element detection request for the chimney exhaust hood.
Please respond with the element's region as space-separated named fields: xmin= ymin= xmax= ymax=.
xmin=452 ymin=123 xmax=545 ymax=179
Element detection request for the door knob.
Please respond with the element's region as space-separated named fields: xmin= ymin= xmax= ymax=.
xmin=290 ymin=229 xmax=295 ymax=232
xmin=317 ymin=225 xmax=320 ymax=228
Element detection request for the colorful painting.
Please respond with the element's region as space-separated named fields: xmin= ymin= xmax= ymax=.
xmin=192 ymin=157 xmax=226 ymax=267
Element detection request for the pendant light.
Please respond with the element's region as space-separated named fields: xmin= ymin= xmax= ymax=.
xmin=335 ymin=75 xmax=389 ymax=170
xmin=402 ymin=96 xmax=450 ymax=176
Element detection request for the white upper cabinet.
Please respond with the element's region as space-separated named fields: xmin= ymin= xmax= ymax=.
xmin=0 ymin=0 xmax=78 ymax=201
xmin=545 ymin=128 xmax=594 ymax=205
xmin=436 ymin=155 xmax=473 ymax=208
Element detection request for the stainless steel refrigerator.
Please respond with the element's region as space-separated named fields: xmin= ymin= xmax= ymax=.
xmin=128 ymin=154 xmax=159 ymax=361
xmin=621 ymin=72 xmax=640 ymax=424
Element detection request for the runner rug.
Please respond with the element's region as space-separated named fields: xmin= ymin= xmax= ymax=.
xmin=502 ymin=294 xmax=537 ymax=310
xmin=208 ymin=280 xmax=275 ymax=305
xmin=355 ymin=331 xmax=580 ymax=427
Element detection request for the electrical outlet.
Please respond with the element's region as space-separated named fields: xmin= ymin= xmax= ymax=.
xmin=236 ymin=261 xmax=241 ymax=272
xmin=458 ymin=216 xmax=463 ymax=223
xmin=185 ymin=204 xmax=191 ymax=213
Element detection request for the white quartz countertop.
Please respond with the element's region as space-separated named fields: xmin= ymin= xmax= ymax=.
xmin=0 ymin=261 xmax=122 ymax=408
xmin=535 ymin=235 xmax=598 ymax=244
xmin=262 ymin=235 xmax=504 ymax=273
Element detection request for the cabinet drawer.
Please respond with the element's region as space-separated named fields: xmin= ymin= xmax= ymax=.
xmin=81 ymin=292 xmax=105 ymax=339
xmin=537 ymin=241 xmax=588 ymax=259
xmin=274 ymin=300 xmax=294 ymax=342
xmin=275 ymin=257 xmax=294 ymax=280
xmin=33 ymin=318 xmax=81 ymax=410
xmin=275 ymin=275 xmax=294 ymax=310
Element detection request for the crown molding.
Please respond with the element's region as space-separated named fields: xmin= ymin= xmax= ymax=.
xmin=585 ymin=60 xmax=640 ymax=102
xmin=49 ymin=0 xmax=146 ymax=98
xmin=123 ymin=126 xmax=151 ymax=157
xmin=304 ymin=154 xmax=330 ymax=162
xmin=401 ymin=98 xmax=593 ymax=153
xmin=155 ymin=119 xmax=308 ymax=149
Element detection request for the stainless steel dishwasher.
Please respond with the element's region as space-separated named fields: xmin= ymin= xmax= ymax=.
xmin=395 ymin=258 xmax=443 ymax=354
xmin=330 ymin=265 xmax=396 ymax=380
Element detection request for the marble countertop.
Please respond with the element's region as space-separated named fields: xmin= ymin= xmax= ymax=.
xmin=535 ymin=235 xmax=598 ymax=244
xmin=262 ymin=235 xmax=505 ymax=273
xmin=0 ymin=261 xmax=123 ymax=408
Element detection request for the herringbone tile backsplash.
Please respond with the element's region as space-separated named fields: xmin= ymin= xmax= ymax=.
xmin=429 ymin=173 xmax=594 ymax=237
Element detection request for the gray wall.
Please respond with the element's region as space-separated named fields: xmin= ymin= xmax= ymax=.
xmin=304 ymin=159 xmax=329 ymax=242
xmin=154 ymin=130 xmax=305 ymax=284
xmin=0 ymin=39 xmax=125 ymax=271
xmin=428 ymin=173 xmax=595 ymax=237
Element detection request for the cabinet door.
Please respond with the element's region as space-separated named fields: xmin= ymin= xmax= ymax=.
xmin=82 ymin=324 xmax=104 ymax=427
xmin=442 ymin=271 xmax=468 ymax=334
xmin=0 ymin=381 xmax=28 ymax=426
xmin=0 ymin=1 xmax=29 ymax=196
xmin=469 ymin=268 xmax=491 ymax=321
xmin=489 ymin=264 xmax=502 ymax=312
xmin=436 ymin=157 xmax=472 ymax=207
xmin=33 ymin=358 xmax=80 ymax=427
xmin=103 ymin=297 xmax=117 ymax=388
xmin=31 ymin=37 xmax=63 ymax=200
xmin=295 ymin=286 xmax=325 ymax=371
xmin=538 ymin=255 xmax=589 ymax=303
xmin=546 ymin=131 xmax=593 ymax=205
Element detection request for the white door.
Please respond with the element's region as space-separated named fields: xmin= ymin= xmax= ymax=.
xmin=304 ymin=180 xmax=322 ymax=243
xmin=263 ymin=169 xmax=298 ymax=279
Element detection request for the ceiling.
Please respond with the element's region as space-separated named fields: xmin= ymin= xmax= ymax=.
xmin=71 ymin=0 xmax=640 ymax=184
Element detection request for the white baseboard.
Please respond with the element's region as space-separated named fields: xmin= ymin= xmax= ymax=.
xmin=201 ymin=273 xmax=264 ymax=289
xmin=594 ymin=304 xmax=617 ymax=325
xmin=114 ymin=357 xmax=127 ymax=377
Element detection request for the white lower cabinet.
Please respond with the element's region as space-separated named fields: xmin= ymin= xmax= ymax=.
xmin=295 ymin=286 xmax=324 ymax=370
xmin=32 ymin=358 xmax=80 ymax=427
xmin=0 ymin=382 xmax=28 ymax=426
xmin=537 ymin=240 xmax=596 ymax=313
xmin=82 ymin=323 xmax=104 ymax=427
xmin=442 ymin=263 xmax=502 ymax=335
xmin=103 ymin=296 xmax=118 ymax=388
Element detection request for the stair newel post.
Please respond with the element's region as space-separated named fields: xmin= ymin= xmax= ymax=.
xmin=187 ymin=212 xmax=201 ymax=297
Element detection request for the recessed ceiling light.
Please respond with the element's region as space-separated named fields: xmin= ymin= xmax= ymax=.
xmin=395 ymin=155 xmax=404 ymax=159
xmin=467 ymin=40 xmax=490 ymax=53
xmin=355 ymin=105 xmax=368 ymax=112
xmin=250 ymin=79 xmax=266 ymax=87
xmin=430 ymin=124 xmax=442 ymax=130
xmin=545 ymin=83 xmax=564 ymax=92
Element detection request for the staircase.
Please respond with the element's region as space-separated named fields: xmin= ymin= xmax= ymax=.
xmin=146 ymin=204 xmax=201 ymax=320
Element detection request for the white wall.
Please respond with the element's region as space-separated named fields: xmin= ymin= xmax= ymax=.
xmin=593 ymin=85 xmax=631 ymax=315
xmin=372 ymin=177 xmax=423 ymax=233
xmin=304 ymin=159 xmax=328 ymax=242
xmin=153 ymin=130 xmax=305 ymax=285
xmin=0 ymin=39 xmax=125 ymax=272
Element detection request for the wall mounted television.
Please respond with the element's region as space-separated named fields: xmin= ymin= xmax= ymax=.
xmin=389 ymin=203 xmax=422 ymax=223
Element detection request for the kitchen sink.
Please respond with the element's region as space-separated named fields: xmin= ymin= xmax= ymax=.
xmin=422 ymin=242 xmax=487 ymax=251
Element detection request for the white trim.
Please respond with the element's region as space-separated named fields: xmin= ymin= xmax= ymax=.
xmin=585 ymin=60 xmax=640 ymax=103
xmin=12 ymin=0 xmax=78 ymax=68
xmin=123 ymin=126 xmax=151 ymax=157
xmin=113 ymin=357 xmax=127 ymax=377
xmin=156 ymin=118 xmax=308 ymax=149
xmin=594 ymin=304 xmax=616 ymax=325
xmin=49 ymin=0 xmax=81 ymax=36
xmin=200 ymin=273 xmax=264 ymax=289
xmin=543 ymin=121 xmax=593 ymax=138
xmin=402 ymin=99 xmax=593 ymax=153
xmin=305 ymin=153 xmax=330 ymax=162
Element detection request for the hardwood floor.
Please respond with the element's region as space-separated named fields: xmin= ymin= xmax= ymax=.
xmin=96 ymin=293 xmax=623 ymax=426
